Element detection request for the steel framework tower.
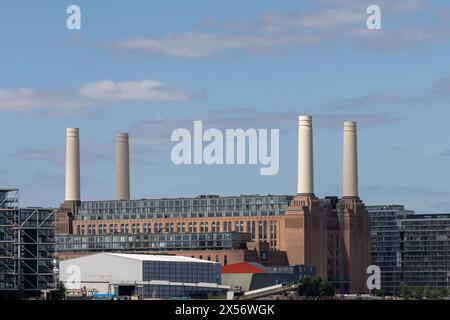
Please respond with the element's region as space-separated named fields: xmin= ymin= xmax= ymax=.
xmin=0 ymin=189 xmax=19 ymax=291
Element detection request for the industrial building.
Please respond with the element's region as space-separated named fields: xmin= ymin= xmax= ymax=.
xmin=0 ymin=188 xmax=57 ymax=296
xmin=59 ymin=252 xmax=227 ymax=299
xmin=221 ymin=262 xmax=315 ymax=291
xmin=2 ymin=116 xmax=449 ymax=298
xmin=368 ymin=205 xmax=450 ymax=295
xmin=55 ymin=117 xmax=372 ymax=294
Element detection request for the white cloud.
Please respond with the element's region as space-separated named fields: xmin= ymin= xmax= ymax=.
xmin=259 ymin=9 xmax=365 ymax=33
xmin=105 ymin=0 xmax=449 ymax=58
xmin=79 ymin=80 xmax=190 ymax=101
xmin=0 ymin=80 xmax=192 ymax=115
xmin=0 ymin=88 xmax=37 ymax=111
xmin=108 ymin=32 xmax=301 ymax=58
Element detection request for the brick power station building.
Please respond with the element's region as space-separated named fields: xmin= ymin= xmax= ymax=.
xmin=55 ymin=116 xmax=372 ymax=294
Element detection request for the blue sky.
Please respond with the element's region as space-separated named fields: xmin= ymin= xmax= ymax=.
xmin=1 ymin=0 xmax=450 ymax=213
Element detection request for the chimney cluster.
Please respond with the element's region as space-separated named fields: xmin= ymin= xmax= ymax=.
xmin=64 ymin=129 xmax=131 ymax=202
xmin=297 ymin=116 xmax=359 ymax=198
xmin=65 ymin=115 xmax=359 ymax=202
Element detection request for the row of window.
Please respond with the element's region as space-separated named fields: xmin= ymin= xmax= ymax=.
xmin=81 ymin=196 xmax=292 ymax=210
xmin=77 ymin=209 xmax=287 ymax=221
xmin=56 ymin=232 xmax=248 ymax=251
xmin=56 ymin=240 xmax=236 ymax=251
xmin=74 ymin=220 xmax=279 ymax=248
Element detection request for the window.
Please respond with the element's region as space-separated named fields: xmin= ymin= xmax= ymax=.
xmin=258 ymin=221 xmax=263 ymax=240
xmin=263 ymin=221 xmax=268 ymax=240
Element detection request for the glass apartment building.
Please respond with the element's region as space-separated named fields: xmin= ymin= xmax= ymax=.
xmin=402 ymin=214 xmax=450 ymax=289
xmin=367 ymin=205 xmax=450 ymax=295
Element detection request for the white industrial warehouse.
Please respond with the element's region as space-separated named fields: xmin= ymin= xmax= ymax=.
xmin=59 ymin=253 xmax=229 ymax=299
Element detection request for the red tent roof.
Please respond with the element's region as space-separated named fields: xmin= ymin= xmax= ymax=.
xmin=221 ymin=262 xmax=269 ymax=274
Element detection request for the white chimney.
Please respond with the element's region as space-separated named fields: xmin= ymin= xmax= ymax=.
xmin=65 ymin=128 xmax=80 ymax=202
xmin=297 ymin=116 xmax=314 ymax=195
xmin=343 ymin=121 xmax=358 ymax=198
xmin=116 ymin=132 xmax=130 ymax=200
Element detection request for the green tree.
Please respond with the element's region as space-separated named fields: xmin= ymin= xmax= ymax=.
xmin=429 ymin=288 xmax=439 ymax=299
xmin=373 ymin=288 xmax=384 ymax=297
xmin=298 ymin=276 xmax=334 ymax=298
xmin=400 ymin=287 xmax=413 ymax=299
xmin=413 ymin=287 xmax=424 ymax=300
xmin=53 ymin=281 xmax=66 ymax=300
xmin=319 ymin=280 xmax=335 ymax=297
xmin=437 ymin=287 xmax=448 ymax=299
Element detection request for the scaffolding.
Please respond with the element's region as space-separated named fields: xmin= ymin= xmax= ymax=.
xmin=19 ymin=208 xmax=57 ymax=291
xmin=1 ymin=188 xmax=57 ymax=293
xmin=0 ymin=188 xmax=19 ymax=291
